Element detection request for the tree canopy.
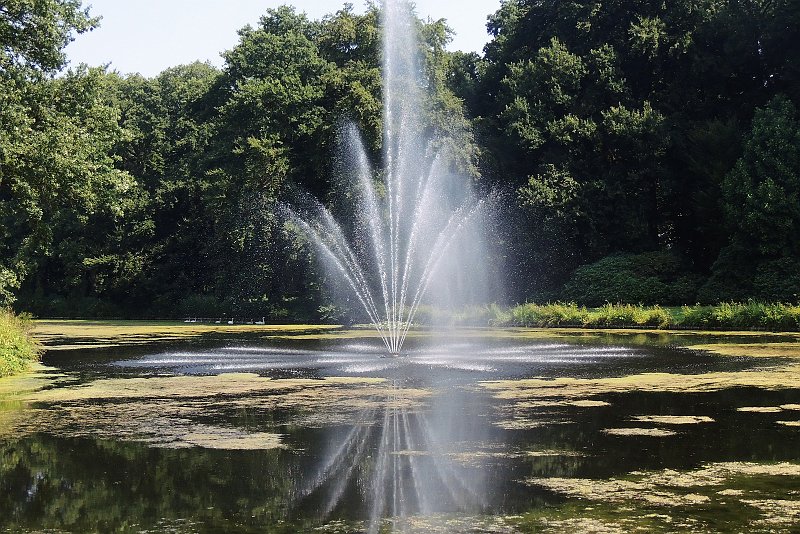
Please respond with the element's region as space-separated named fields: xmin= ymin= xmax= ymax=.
xmin=1 ymin=0 xmax=799 ymax=316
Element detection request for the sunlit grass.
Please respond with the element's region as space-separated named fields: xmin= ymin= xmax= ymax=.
xmin=501 ymin=301 xmax=800 ymax=331
xmin=0 ymin=310 xmax=43 ymax=377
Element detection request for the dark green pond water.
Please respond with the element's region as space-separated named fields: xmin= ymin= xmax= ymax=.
xmin=2 ymin=332 xmax=800 ymax=532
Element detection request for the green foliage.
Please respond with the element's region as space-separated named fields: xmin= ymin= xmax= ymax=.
xmin=0 ymin=0 xmax=98 ymax=72
xmin=3 ymin=0 xmax=800 ymax=318
xmin=588 ymin=303 xmax=671 ymax=328
xmin=562 ymin=252 xmax=699 ymax=306
xmin=1 ymin=3 xmax=477 ymax=319
xmin=722 ymin=96 xmax=800 ymax=257
xmin=679 ymin=302 xmax=800 ymax=331
xmin=500 ymin=302 xmax=800 ymax=331
xmin=752 ymin=258 xmax=800 ymax=303
xmin=0 ymin=309 xmax=42 ymax=376
xmin=470 ymin=0 xmax=800 ymax=302
xmin=505 ymin=302 xmax=670 ymax=328
xmin=508 ymin=302 xmax=589 ymax=327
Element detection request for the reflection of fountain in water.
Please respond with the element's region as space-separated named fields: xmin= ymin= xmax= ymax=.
xmin=287 ymin=0 xmax=490 ymax=356
xmin=297 ymin=386 xmax=486 ymax=532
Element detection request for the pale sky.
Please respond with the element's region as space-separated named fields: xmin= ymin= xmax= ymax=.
xmin=65 ymin=1 xmax=501 ymax=77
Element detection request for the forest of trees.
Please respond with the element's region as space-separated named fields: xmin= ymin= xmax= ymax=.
xmin=1 ymin=0 xmax=799 ymax=320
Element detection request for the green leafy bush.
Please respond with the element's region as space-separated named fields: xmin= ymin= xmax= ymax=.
xmin=26 ymin=296 xmax=124 ymax=319
xmin=509 ymin=302 xmax=590 ymax=327
xmin=0 ymin=310 xmax=42 ymax=377
xmin=586 ymin=304 xmax=671 ymax=328
xmin=561 ymin=252 xmax=699 ymax=306
xmin=752 ymin=259 xmax=800 ymax=303
xmin=501 ymin=301 xmax=800 ymax=331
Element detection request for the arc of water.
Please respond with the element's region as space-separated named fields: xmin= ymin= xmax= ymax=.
xmin=398 ymin=198 xmax=488 ymax=348
xmin=290 ymin=215 xmax=392 ymax=353
xmin=350 ymin=129 xmax=393 ymax=350
xmin=287 ymin=0 xmax=490 ymax=355
xmin=395 ymin=152 xmax=445 ymax=333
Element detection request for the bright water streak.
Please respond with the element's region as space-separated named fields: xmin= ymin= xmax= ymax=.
xmin=288 ymin=0 xmax=487 ymax=355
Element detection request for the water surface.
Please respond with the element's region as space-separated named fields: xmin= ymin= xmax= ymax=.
xmin=2 ymin=332 xmax=800 ymax=532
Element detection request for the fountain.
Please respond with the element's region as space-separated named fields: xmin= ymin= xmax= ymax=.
xmin=288 ymin=0 xmax=489 ymax=355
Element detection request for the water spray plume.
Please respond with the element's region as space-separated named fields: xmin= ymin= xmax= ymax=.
xmin=288 ymin=0 xmax=489 ymax=355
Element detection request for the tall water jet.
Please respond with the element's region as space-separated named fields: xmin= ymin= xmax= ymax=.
xmin=288 ymin=0 xmax=489 ymax=355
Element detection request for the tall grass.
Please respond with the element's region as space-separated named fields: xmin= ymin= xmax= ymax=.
xmin=497 ymin=301 xmax=800 ymax=331
xmin=504 ymin=302 xmax=670 ymax=328
xmin=508 ymin=302 xmax=589 ymax=327
xmin=0 ymin=310 xmax=42 ymax=377
xmin=677 ymin=302 xmax=800 ymax=331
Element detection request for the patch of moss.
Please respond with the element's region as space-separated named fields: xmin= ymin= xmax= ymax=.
xmin=738 ymin=406 xmax=784 ymax=413
xmin=1 ymin=373 xmax=432 ymax=448
xmin=523 ymin=462 xmax=800 ymax=531
xmin=602 ymin=428 xmax=678 ymax=437
xmin=630 ymin=415 xmax=714 ymax=425
xmin=689 ymin=342 xmax=800 ymax=358
xmin=481 ymin=363 xmax=800 ymax=402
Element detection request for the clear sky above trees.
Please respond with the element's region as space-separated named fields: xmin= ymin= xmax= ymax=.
xmin=65 ymin=0 xmax=501 ymax=77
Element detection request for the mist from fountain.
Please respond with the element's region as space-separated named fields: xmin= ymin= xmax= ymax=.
xmin=288 ymin=0 xmax=489 ymax=355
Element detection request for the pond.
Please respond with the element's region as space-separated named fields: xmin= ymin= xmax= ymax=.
xmin=2 ymin=328 xmax=800 ymax=532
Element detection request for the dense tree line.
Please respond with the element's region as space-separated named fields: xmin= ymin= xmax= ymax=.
xmin=0 ymin=0 xmax=798 ymax=319
xmin=456 ymin=0 xmax=800 ymax=303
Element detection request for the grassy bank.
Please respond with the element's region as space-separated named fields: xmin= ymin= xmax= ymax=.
xmin=0 ymin=311 xmax=42 ymax=377
xmin=416 ymin=302 xmax=800 ymax=331
xmin=496 ymin=302 xmax=800 ymax=331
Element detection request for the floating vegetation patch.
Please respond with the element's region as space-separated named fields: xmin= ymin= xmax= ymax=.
xmin=602 ymin=428 xmax=678 ymax=437
xmin=515 ymin=399 xmax=611 ymax=409
xmin=0 ymin=399 xmax=285 ymax=450
xmin=630 ymin=415 xmax=714 ymax=425
xmin=738 ymin=406 xmax=784 ymax=413
xmin=742 ymin=499 xmax=800 ymax=527
xmin=777 ymin=421 xmax=800 ymax=427
xmin=0 ymin=373 xmax=431 ymax=448
xmin=33 ymin=320 xmax=340 ymax=351
xmin=390 ymin=444 xmax=586 ymax=467
xmin=481 ymin=363 xmax=800 ymax=430
xmin=0 ymin=364 xmax=68 ymax=397
xmin=526 ymin=449 xmax=586 ymax=458
xmin=689 ymin=342 xmax=800 ymax=358
xmin=525 ymin=462 xmax=800 ymax=531
xmin=481 ymin=363 xmax=800 ymax=402
xmin=172 ymin=427 xmax=283 ymax=450
xmin=494 ymin=418 xmax=572 ymax=430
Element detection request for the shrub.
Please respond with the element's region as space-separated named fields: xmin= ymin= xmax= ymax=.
xmin=677 ymin=302 xmax=800 ymax=331
xmin=562 ymin=252 xmax=699 ymax=306
xmin=495 ymin=301 xmax=800 ymax=331
xmin=0 ymin=310 xmax=42 ymax=377
xmin=584 ymin=303 xmax=670 ymax=328
xmin=27 ymin=296 xmax=123 ymax=318
xmin=678 ymin=305 xmax=714 ymax=328
xmin=508 ymin=302 xmax=589 ymax=327
xmin=697 ymin=244 xmax=757 ymax=304
xmin=752 ymin=258 xmax=800 ymax=302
